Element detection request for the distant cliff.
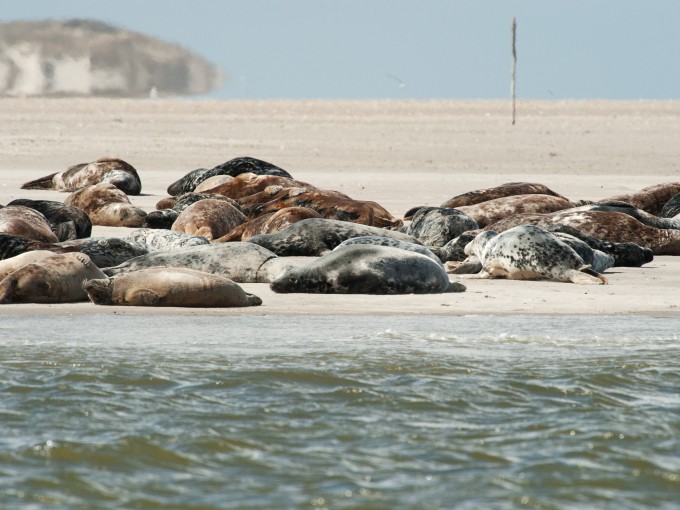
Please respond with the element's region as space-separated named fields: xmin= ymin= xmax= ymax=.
xmin=0 ymin=19 xmax=222 ymax=97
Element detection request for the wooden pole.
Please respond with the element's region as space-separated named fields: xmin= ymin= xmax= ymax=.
xmin=511 ymin=17 xmax=517 ymax=125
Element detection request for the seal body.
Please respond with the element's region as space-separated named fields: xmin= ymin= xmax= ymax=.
xmin=603 ymin=182 xmax=680 ymax=216
xmin=334 ymin=236 xmax=443 ymax=266
xmin=127 ymin=229 xmax=209 ymax=250
xmin=171 ymin=199 xmax=246 ymax=240
xmin=57 ymin=237 xmax=150 ymax=268
xmin=247 ymin=218 xmax=420 ymax=256
xmin=463 ymin=225 xmax=606 ymax=284
xmin=271 ymin=245 xmax=465 ymax=294
xmin=454 ymin=194 xmax=576 ymax=228
xmin=0 ymin=252 xmax=106 ymax=303
xmin=215 ymin=207 xmax=321 ymax=242
xmin=65 ymin=183 xmax=147 ymax=227
xmin=7 ymin=199 xmax=92 ymax=241
xmin=21 ymin=157 xmax=142 ymax=195
xmin=0 ymin=250 xmax=55 ymax=281
xmin=0 ymin=206 xmax=59 ymax=243
xmin=83 ymin=267 xmax=262 ymax=307
xmin=404 ymin=207 xmax=478 ymax=247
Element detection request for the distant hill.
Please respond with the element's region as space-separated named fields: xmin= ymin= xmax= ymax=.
xmin=0 ymin=19 xmax=222 ymax=97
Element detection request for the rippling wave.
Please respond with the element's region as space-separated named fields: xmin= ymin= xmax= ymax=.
xmin=1 ymin=315 xmax=679 ymax=508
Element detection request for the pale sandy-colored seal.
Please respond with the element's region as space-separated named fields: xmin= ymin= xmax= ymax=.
xmin=171 ymin=199 xmax=246 ymax=240
xmin=21 ymin=157 xmax=142 ymax=195
xmin=0 ymin=250 xmax=55 ymax=281
xmin=65 ymin=183 xmax=147 ymax=227
xmin=0 ymin=205 xmax=59 ymax=243
xmin=83 ymin=267 xmax=262 ymax=307
xmin=403 ymin=207 xmax=479 ymax=247
xmin=7 ymin=199 xmax=92 ymax=241
xmin=461 ymin=225 xmax=607 ymax=285
xmin=0 ymin=252 xmax=106 ymax=303
xmin=271 ymin=245 xmax=465 ymax=294
xmin=215 ymin=207 xmax=322 ymax=242
xmin=127 ymin=229 xmax=209 ymax=250
xmin=247 ymin=218 xmax=421 ymax=256
xmin=167 ymin=157 xmax=292 ymax=196
xmin=103 ymin=242 xmax=295 ymax=283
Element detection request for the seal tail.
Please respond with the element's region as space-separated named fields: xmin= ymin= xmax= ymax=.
xmin=21 ymin=173 xmax=58 ymax=190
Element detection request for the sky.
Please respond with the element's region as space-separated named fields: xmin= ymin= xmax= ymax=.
xmin=3 ymin=0 xmax=680 ymax=100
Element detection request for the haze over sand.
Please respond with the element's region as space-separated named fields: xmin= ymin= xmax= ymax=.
xmin=1 ymin=98 xmax=679 ymax=316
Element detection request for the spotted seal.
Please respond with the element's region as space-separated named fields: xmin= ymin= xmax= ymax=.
xmin=7 ymin=199 xmax=92 ymax=241
xmin=270 ymin=245 xmax=465 ymax=294
xmin=64 ymin=183 xmax=147 ymax=227
xmin=602 ymin=182 xmax=680 ymax=216
xmin=215 ymin=207 xmax=322 ymax=242
xmin=333 ymin=236 xmax=443 ymax=266
xmin=83 ymin=267 xmax=262 ymax=307
xmin=103 ymin=242 xmax=296 ymax=283
xmin=0 ymin=206 xmax=59 ymax=243
xmin=171 ymin=199 xmax=246 ymax=240
xmin=21 ymin=157 xmax=142 ymax=195
xmin=549 ymin=232 xmax=615 ymax=273
xmin=127 ymin=229 xmax=209 ymax=250
xmin=453 ymin=194 xmax=577 ymax=228
xmin=57 ymin=237 xmax=150 ymax=268
xmin=403 ymin=207 xmax=478 ymax=247
xmin=0 ymin=233 xmax=75 ymax=260
xmin=246 ymin=218 xmax=421 ymax=256
xmin=167 ymin=157 xmax=292 ymax=196
xmin=461 ymin=225 xmax=607 ymax=284
xmin=143 ymin=209 xmax=179 ymax=229
xmin=0 ymin=252 xmax=106 ymax=303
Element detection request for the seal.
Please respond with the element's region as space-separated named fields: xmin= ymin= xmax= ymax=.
xmin=0 ymin=252 xmax=106 ymax=303
xmin=194 ymin=175 xmax=234 ymax=193
xmin=270 ymin=245 xmax=465 ymax=294
xmin=549 ymin=232 xmax=615 ymax=273
xmin=569 ymin=201 xmax=680 ymax=230
xmin=203 ymin=172 xmax=322 ymax=200
xmin=404 ymin=182 xmax=569 ymax=218
xmin=57 ymin=237 xmax=150 ymax=268
xmin=167 ymin=157 xmax=292 ymax=196
xmin=8 ymin=198 xmax=92 ymax=241
xmin=64 ymin=183 xmax=147 ymax=227
xmin=143 ymin=209 xmax=179 ymax=229
xmin=0 ymin=233 xmax=76 ymax=260
xmin=83 ymin=267 xmax=262 ymax=307
xmin=439 ymin=233 xmax=478 ymax=262
xmin=127 ymin=228 xmax=209 ymax=250
xmin=156 ymin=193 xmax=243 ymax=214
xmin=661 ymin=192 xmax=680 ymax=218
xmin=333 ymin=236 xmax=443 ymax=266
xmin=238 ymin=186 xmax=402 ymax=228
xmin=246 ymin=218 xmax=421 ymax=256
xmin=0 ymin=205 xmax=59 ymax=243
xmin=0 ymin=250 xmax=55 ymax=281
xmin=404 ymin=207 xmax=479 ymax=247
xmin=171 ymin=199 xmax=246 ymax=240
xmin=21 ymin=157 xmax=142 ymax=195
xmin=102 ymin=242 xmax=296 ymax=283
xmin=214 ymin=207 xmax=322 ymax=242
xmin=603 ymin=182 xmax=680 ymax=216
xmin=453 ymin=194 xmax=576 ymax=228
xmin=461 ymin=225 xmax=607 ymax=284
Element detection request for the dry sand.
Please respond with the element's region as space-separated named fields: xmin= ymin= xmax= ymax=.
xmin=1 ymin=98 xmax=679 ymax=316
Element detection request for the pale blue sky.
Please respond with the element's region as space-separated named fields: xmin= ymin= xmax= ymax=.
xmin=3 ymin=1 xmax=680 ymax=99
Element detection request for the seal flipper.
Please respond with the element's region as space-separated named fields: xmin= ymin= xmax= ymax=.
xmin=128 ymin=289 xmax=161 ymax=306
xmin=21 ymin=173 xmax=58 ymax=190
xmin=567 ymin=268 xmax=607 ymax=285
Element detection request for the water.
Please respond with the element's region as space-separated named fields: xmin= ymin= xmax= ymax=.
xmin=1 ymin=314 xmax=679 ymax=509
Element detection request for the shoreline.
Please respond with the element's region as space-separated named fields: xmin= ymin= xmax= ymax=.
xmin=1 ymin=98 xmax=679 ymax=317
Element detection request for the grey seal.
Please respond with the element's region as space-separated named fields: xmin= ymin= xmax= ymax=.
xmin=127 ymin=229 xmax=209 ymax=250
xmin=333 ymin=236 xmax=443 ymax=266
xmin=403 ymin=207 xmax=478 ymax=247
xmin=7 ymin=199 xmax=92 ymax=241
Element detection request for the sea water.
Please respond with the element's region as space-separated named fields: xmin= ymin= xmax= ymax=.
xmin=1 ymin=314 xmax=679 ymax=509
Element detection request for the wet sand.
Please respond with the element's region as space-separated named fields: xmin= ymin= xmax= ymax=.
xmin=1 ymin=98 xmax=679 ymax=316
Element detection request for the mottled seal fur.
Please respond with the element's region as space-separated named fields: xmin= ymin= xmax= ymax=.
xmin=0 ymin=233 xmax=75 ymax=260
xmin=156 ymin=193 xmax=243 ymax=214
xmin=0 ymin=252 xmax=106 ymax=303
xmin=215 ymin=207 xmax=322 ymax=242
xmin=103 ymin=242 xmax=295 ymax=283
xmin=333 ymin=236 xmax=443 ymax=266
xmin=404 ymin=207 xmax=478 ymax=247
xmin=0 ymin=251 xmax=55 ymax=281
xmin=21 ymin=157 xmax=142 ymax=195
xmin=0 ymin=206 xmax=59 ymax=243
xmin=550 ymin=232 xmax=615 ymax=273
xmin=439 ymin=233 xmax=478 ymax=262
xmin=83 ymin=267 xmax=262 ymax=307
xmin=143 ymin=209 xmax=179 ymax=229
xmin=571 ymin=201 xmax=680 ymax=230
xmin=203 ymin=172 xmax=320 ymax=200
xmin=65 ymin=183 xmax=147 ymax=227
xmin=603 ymin=182 xmax=680 ymax=216
xmin=247 ymin=218 xmax=421 ymax=256
xmin=453 ymin=194 xmax=576 ymax=228
xmin=57 ymin=237 xmax=150 ymax=268
xmin=462 ymin=225 xmax=607 ymax=284
xmin=171 ymin=199 xmax=246 ymax=241
xmin=128 ymin=229 xmax=209 ymax=250
xmin=270 ymin=245 xmax=465 ymax=294
xmin=167 ymin=157 xmax=292 ymax=196
xmin=661 ymin=192 xmax=680 ymax=218
xmin=7 ymin=199 xmax=92 ymax=241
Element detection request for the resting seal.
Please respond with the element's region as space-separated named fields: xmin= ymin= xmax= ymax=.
xmin=247 ymin=218 xmax=421 ymax=256
xmin=453 ymin=194 xmax=576 ymax=228
xmin=83 ymin=267 xmax=262 ymax=307
xmin=167 ymin=157 xmax=292 ymax=196
xmin=0 ymin=251 xmax=55 ymax=281
xmin=0 ymin=252 xmax=106 ymax=303
xmin=0 ymin=206 xmax=59 ymax=243
xmin=215 ymin=207 xmax=321 ymax=242
xmin=462 ymin=225 xmax=607 ymax=285
xmin=403 ymin=207 xmax=478 ymax=247
xmin=21 ymin=157 xmax=142 ymax=195
xmin=65 ymin=183 xmax=147 ymax=227
xmin=103 ymin=242 xmax=295 ymax=283
xmin=334 ymin=236 xmax=443 ymax=266
xmin=171 ymin=199 xmax=246 ymax=240
xmin=603 ymin=182 xmax=680 ymax=216
xmin=128 ymin=229 xmax=209 ymax=250
xmin=271 ymin=245 xmax=465 ymax=294
xmin=57 ymin=237 xmax=150 ymax=268
xmin=7 ymin=199 xmax=92 ymax=241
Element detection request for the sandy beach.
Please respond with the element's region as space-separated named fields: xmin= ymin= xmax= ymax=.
xmin=1 ymin=98 xmax=679 ymax=316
